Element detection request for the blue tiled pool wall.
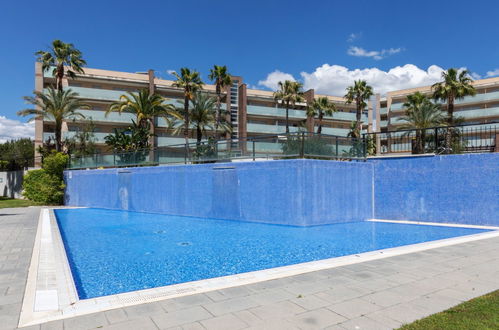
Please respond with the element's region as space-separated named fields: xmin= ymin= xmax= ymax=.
xmin=371 ymin=153 xmax=499 ymax=226
xmin=64 ymin=159 xmax=373 ymax=226
xmin=64 ymin=153 xmax=499 ymax=227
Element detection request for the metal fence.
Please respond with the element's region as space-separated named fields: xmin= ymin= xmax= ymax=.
xmin=67 ymin=133 xmax=367 ymax=169
xmin=364 ymin=122 xmax=498 ymax=155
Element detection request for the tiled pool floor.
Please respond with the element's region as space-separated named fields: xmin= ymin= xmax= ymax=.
xmin=1 ymin=207 xmax=498 ymax=330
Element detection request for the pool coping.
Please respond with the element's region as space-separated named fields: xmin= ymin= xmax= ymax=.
xmin=18 ymin=208 xmax=499 ymax=327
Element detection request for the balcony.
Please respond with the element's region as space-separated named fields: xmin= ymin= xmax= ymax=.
xmin=246 ymin=123 xmax=302 ymax=134
xmin=390 ymin=91 xmax=499 ymax=111
xmin=247 ymin=105 xmax=307 ymax=119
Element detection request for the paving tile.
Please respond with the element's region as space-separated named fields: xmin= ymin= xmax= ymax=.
xmin=123 ymin=302 xmax=166 ymax=319
xmin=104 ymin=308 xmax=128 ymax=324
xmin=40 ymin=320 xmax=63 ymax=330
xmin=249 ymin=288 xmax=295 ymax=305
xmin=200 ymin=313 xmax=248 ymax=330
xmin=151 ymin=306 xmax=212 ymax=329
xmin=287 ymin=308 xmax=347 ymax=329
xmin=249 ymin=300 xmax=305 ymax=320
xmin=101 ymin=317 xmax=159 ymax=330
xmin=328 ymin=298 xmax=382 ymax=319
xmin=232 ymin=310 xmax=261 ymax=326
xmin=363 ymin=289 xmax=415 ymax=307
xmin=290 ymin=294 xmax=330 ymax=310
xmin=339 ymin=315 xmax=392 ymax=330
xmin=160 ymin=293 xmax=214 ymax=312
xmin=203 ymin=296 xmax=259 ymax=316
xmin=63 ymin=312 xmax=108 ymax=330
xmin=371 ymin=303 xmax=432 ymax=324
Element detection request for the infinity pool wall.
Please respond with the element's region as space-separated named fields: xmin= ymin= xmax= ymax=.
xmin=372 ymin=153 xmax=499 ymax=226
xmin=64 ymin=159 xmax=373 ymax=226
xmin=64 ymin=153 xmax=499 ymax=226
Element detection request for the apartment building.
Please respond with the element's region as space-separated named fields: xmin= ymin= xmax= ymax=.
xmin=34 ymin=63 xmax=369 ymax=165
xmin=34 ymin=63 xmax=499 ymax=164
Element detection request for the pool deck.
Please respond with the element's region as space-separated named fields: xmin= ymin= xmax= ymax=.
xmin=1 ymin=207 xmax=498 ymax=330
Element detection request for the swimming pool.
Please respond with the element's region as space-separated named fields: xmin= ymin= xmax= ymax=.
xmin=55 ymin=208 xmax=491 ymax=299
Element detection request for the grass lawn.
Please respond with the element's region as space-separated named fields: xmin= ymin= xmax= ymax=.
xmin=399 ymin=290 xmax=499 ymax=329
xmin=0 ymin=196 xmax=39 ymax=208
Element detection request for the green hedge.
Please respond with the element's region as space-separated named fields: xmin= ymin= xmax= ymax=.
xmin=23 ymin=170 xmax=65 ymax=205
xmin=22 ymin=152 xmax=68 ymax=205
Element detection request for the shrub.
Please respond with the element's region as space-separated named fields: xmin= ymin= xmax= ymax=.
xmin=22 ymin=152 xmax=68 ymax=205
xmin=42 ymin=152 xmax=69 ymax=178
xmin=22 ymin=169 xmax=65 ymax=205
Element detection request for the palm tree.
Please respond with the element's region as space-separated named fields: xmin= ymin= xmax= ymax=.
xmin=106 ymin=89 xmax=178 ymax=127
xmin=432 ymin=68 xmax=476 ymax=125
xmin=208 ymin=65 xmax=232 ymax=137
xmin=273 ymin=80 xmax=305 ymax=133
xmin=106 ymin=89 xmax=179 ymax=148
xmin=171 ymin=68 xmax=204 ymax=148
xmin=36 ymin=40 xmax=86 ymax=91
xmin=18 ymin=88 xmax=88 ymax=152
xmin=345 ymin=80 xmax=374 ymax=137
xmin=398 ymin=94 xmax=445 ymax=154
xmin=172 ymin=92 xmax=231 ymax=145
xmin=307 ymin=97 xmax=337 ymax=134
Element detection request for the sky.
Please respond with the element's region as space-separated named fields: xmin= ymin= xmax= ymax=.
xmin=1 ymin=0 xmax=499 ymax=142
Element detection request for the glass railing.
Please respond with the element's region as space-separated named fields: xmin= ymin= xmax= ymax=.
xmin=390 ymin=91 xmax=499 ymax=111
xmin=68 ymin=133 xmax=367 ymax=169
xmin=247 ymin=105 xmax=307 ymax=119
xmin=365 ymin=122 xmax=498 ymax=155
xmin=246 ymin=123 xmax=302 ymax=134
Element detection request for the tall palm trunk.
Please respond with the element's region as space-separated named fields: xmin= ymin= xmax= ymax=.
xmin=196 ymin=126 xmax=202 ymax=146
xmin=55 ymin=120 xmax=62 ymax=152
xmin=183 ymin=95 xmax=190 ymax=157
xmin=56 ymin=64 xmax=64 ymax=91
xmin=445 ymin=95 xmax=455 ymax=152
xmin=421 ymin=130 xmax=426 ymax=153
xmin=355 ymin=98 xmax=362 ymax=137
xmin=317 ymin=111 xmax=324 ymax=134
xmin=285 ymin=101 xmax=290 ymax=134
xmin=215 ymin=84 xmax=221 ymax=138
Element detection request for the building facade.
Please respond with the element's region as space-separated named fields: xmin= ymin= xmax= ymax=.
xmin=33 ymin=63 xmax=499 ymax=165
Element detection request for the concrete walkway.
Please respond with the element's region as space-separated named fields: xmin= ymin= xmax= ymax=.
xmin=0 ymin=207 xmax=498 ymax=330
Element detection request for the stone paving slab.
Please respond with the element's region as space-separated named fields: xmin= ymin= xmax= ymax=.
xmin=0 ymin=207 xmax=498 ymax=329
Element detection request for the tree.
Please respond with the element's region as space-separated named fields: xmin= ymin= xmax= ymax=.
xmin=18 ymin=88 xmax=88 ymax=152
xmin=104 ymin=121 xmax=151 ymax=152
xmin=432 ymin=68 xmax=476 ymax=125
xmin=0 ymin=138 xmax=34 ymax=170
xmin=106 ymin=89 xmax=179 ymax=147
xmin=64 ymin=120 xmax=97 ymax=158
xmin=307 ymin=97 xmax=337 ymax=134
xmin=398 ymin=93 xmax=445 ymax=154
xmin=208 ymin=65 xmax=232 ymax=138
xmin=35 ymin=40 xmax=86 ymax=91
xmin=171 ymin=68 xmax=204 ymax=150
xmin=345 ymin=80 xmax=373 ymax=137
xmin=172 ymin=92 xmax=232 ymax=145
xmin=273 ymin=81 xmax=305 ymax=133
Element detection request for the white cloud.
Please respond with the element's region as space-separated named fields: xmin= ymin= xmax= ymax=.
xmin=485 ymin=69 xmax=499 ymax=77
xmin=470 ymin=72 xmax=482 ymax=80
xmin=300 ymin=64 xmax=445 ymax=96
xmin=347 ymin=46 xmax=403 ymax=60
xmin=0 ymin=116 xmax=35 ymax=143
xmin=347 ymin=32 xmax=361 ymax=43
xmin=257 ymin=70 xmax=296 ymax=90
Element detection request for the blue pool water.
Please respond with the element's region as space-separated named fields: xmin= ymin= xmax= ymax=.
xmin=55 ymin=208 xmax=490 ymax=299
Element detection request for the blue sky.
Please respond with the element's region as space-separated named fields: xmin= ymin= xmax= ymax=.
xmin=1 ymin=0 xmax=498 ymax=141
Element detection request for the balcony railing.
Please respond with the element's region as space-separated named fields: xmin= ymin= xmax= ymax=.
xmin=67 ymin=133 xmax=367 ymax=169
xmin=365 ymin=122 xmax=498 ymax=155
